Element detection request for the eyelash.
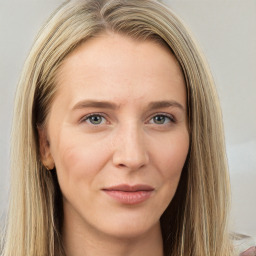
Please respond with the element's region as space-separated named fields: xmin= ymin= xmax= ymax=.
xmin=80 ymin=112 xmax=108 ymax=125
xmin=80 ymin=112 xmax=176 ymax=126
xmin=148 ymin=113 xmax=175 ymax=125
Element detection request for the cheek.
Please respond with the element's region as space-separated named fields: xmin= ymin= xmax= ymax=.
xmin=147 ymin=131 xmax=189 ymax=216
xmin=155 ymin=132 xmax=189 ymax=179
xmin=51 ymin=133 xmax=110 ymax=188
xmin=153 ymin=130 xmax=189 ymax=204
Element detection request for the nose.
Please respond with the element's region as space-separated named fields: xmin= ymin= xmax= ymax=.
xmin=112 ymin=124 xmax=149 ymax=171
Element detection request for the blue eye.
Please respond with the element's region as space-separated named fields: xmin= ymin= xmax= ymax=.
xmin=84 ymin=114 xmax=106 ymax=125
xmin=150 ymin=114 xmax=174 ymax=125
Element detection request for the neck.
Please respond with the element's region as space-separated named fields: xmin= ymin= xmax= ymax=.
xmin=62 ymin=212 xmax=164 ymax=256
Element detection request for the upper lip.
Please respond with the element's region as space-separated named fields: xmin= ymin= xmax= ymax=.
xmin=103 ymin=184 xmax=154 ymax=192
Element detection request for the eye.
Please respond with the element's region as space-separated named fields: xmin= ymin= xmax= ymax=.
xmin=149 ymin=114 xmax=174 ymax=125
xmin=83 ymin=114 xmax=107 ymax=125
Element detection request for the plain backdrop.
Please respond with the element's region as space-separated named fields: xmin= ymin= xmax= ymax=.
xmin=0 ymin=0 xmax=255 ymax=236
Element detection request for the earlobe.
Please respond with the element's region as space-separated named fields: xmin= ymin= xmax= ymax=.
xmin=37 ymin=125 xmax=55 ymax=170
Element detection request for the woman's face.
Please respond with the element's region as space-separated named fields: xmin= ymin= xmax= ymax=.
xmin=39 ymin=33 xmax=189 ymax=239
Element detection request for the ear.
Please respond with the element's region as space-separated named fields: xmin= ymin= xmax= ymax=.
xmin=37 ymin=125 xmax=55 ymax=170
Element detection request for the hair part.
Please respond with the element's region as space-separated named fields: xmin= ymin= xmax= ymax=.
xmin=2 ymin=0 xmax=233 ymax=255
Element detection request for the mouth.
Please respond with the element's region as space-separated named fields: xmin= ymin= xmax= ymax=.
xmin=102 ymin=184 xmax=154 ymax=205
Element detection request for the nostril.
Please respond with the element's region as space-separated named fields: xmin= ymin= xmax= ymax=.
xmin=113 ymin=152 xmax=148 ymax=170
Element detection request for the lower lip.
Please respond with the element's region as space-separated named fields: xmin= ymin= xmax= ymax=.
xmin=103 ymin=190 xmax=153 ymax=205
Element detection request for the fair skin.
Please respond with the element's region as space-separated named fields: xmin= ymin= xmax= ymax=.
xmin=39 ymin=33 xmax=189 ymax=256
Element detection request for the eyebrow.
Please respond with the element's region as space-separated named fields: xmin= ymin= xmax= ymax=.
xmin=147 ymin=100 xmax=185 ymax=112
xmin=72 ymin=100 xmax=118 ymax=110
xmin=72 ymin=100 xmax=185 ymax=112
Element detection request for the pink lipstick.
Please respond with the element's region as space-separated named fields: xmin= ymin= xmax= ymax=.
xmin=102 ymin=184 xmax=154 ymax=205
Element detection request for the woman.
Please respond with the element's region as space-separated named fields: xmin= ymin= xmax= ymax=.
xmin=1 ymin=0 xmax=247 ymax=255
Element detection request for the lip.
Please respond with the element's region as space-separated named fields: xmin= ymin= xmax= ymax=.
xmin=102 ymin=184 xmax=154 ymax=205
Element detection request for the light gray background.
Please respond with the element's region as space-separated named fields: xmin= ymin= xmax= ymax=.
xmin=0 ymin=0 xmax=255 ymax=236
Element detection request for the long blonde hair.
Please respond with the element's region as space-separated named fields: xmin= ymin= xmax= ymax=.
xmin=2 ymin=0 xmax=234 ymax=255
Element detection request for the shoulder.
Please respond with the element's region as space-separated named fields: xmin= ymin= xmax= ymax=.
xmin=240 ymin=246 xmax=256 ymax=256
xmin=231 ymin=233 xmax=256 ymax=255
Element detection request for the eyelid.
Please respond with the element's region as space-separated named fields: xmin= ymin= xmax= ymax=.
xmin=79 ymin=112 xmax=109 ymax=124
xmin=147 ymin=112 xmax=176 ymax=124
xmin=78 ymin=111 xmax=176 ymax=125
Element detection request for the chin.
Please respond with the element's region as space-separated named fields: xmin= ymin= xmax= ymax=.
xmin=98 ymin=217 xmax=160 ymax=240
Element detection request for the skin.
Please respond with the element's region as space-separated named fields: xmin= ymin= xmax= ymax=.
xmin=39 ymin=33 xmax=189 ymax=256
xmin=240 ymin=247 xmax=256 ymax=256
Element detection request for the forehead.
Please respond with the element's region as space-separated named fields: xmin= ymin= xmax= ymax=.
xmin=54 ymin=33 xmax=186 ymax=108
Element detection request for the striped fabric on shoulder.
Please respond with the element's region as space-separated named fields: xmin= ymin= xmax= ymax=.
xmin=231 ymin=233 xmax=256 ymax=255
